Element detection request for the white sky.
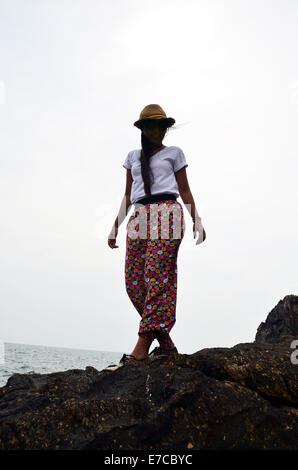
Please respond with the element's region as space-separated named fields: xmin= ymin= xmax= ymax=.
xmin=0 ymin=0 xmax=297 ymax=355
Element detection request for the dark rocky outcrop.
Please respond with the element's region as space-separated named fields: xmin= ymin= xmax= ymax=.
xmin=255 ymin=295 xmax=298 ymax=344
xmin=0 ymin=295 xmax=298 ymax=450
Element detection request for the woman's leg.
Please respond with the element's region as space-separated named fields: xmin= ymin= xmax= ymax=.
xmin=155 ymin=331 xmax=176 ymax=349
xmin=126 ymin=201 xmax=185 ymax=358
xmin=125 ymin=214 xmax=148 ymax=316
xmin=130 ymin=331 xmax=155 ymax=359
xmin=125 ymin=211 xmax=154 ymax=359
xmin=138 ymin=200 xmax=185 ymax=343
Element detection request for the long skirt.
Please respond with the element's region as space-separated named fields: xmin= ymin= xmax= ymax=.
xmin=124 ymin=199 xmax=185 ymax=342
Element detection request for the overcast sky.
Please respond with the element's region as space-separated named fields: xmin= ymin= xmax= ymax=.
xmin=0 ymin=0 xmax=297 ymax=356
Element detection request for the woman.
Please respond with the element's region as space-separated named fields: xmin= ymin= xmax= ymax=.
xmin=108 ymin=104 xmax=206 ymax=366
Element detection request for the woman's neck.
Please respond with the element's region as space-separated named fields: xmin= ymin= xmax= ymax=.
xmin=149 ymin=143 xmax=165 ymax=152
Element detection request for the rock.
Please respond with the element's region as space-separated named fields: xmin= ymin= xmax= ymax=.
xmin=0 ymin=295 xmax=298 ymax=450
xmin=255 ymin=294 xmax=298 ymax=344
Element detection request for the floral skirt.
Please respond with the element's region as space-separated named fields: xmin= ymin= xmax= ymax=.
xmin=125 ymin=199 xmax=185 ymax=338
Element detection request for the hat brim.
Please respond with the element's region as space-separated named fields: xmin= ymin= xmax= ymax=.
xmin=134 ymin=117 xmax=175 ymax=130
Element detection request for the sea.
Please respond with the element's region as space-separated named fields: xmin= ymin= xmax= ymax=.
xmin=0 ymin=342 xmax=123 ymax=388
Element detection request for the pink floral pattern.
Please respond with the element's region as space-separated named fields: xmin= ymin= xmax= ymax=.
xmin=125 ymin=200 xmax=185 ymax=337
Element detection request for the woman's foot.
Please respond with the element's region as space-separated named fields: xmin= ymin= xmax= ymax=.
xmin=119 ymin=354 xmax=149 ymax=366
xmin=148 ymin=346 xmax=178 ymax=361
xmin=130 ymin=353 xmax=149 ymax=360
xmin=155 ymin=331 xmax=175 ymax=349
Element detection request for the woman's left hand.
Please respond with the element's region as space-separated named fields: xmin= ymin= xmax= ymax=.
xmin=108 ymin=225 xmax=119 ymax=249
xmin=193 ymin=220 xmax=206 ymax=245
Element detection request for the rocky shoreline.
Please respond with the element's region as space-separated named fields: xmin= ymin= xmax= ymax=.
xmin=0 ymin=295 xmax=298 ymax=450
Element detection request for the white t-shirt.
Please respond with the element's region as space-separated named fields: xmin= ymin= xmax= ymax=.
xmin=122 ymin=146 xmax=188 ymax=204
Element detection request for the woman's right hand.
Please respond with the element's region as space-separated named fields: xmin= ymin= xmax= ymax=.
xmin=108 ymin=225 xmax=119 ymax=249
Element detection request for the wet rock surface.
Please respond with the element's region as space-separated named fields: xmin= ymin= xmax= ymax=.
xmin=1 ymin=295 xmax=298 ymax=450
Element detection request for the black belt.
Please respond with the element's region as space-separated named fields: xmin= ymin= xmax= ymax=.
xmin=135 ymin=193 xmax=177 ymax=206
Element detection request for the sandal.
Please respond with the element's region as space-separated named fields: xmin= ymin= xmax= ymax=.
xmin=148 ymin=346 xmax=179 ymax=360
xmin=104 ymin=363 xmax=123 ymax=371
xmin=119 ymin=353 xmax=149 ymax=366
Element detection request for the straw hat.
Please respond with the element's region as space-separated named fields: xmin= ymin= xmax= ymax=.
xmin=134 ymin=104 xmax=175 ymax=130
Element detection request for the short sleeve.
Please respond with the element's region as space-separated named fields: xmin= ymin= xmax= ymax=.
xmin=122 ymin=152 xmax=132 ymax=170
xmin=173 ymin=148 xmax=188 ymax=172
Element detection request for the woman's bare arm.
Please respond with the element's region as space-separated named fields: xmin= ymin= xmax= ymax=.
xmin=114 ymin=169 xmax=133 ymax=228
xmin=174 ymin=166 xmax=206 ymax=244
xmin=108 ymin=169 xmax=133 ymax=245
xmin=174 ymin=167 xmax=201 ymax=220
